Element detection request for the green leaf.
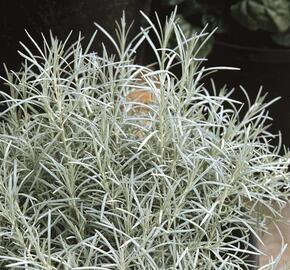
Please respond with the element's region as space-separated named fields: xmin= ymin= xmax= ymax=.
xmin=231 ymin=0 xmax=290 ymax=32
xmin=162 ymin=0 xmax=185 ymax=5
xmin=271 ymin=27 xmax=290 ymax=47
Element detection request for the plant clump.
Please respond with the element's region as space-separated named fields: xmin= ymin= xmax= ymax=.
xmin=0 ymin=11 xmax=289 ymax=270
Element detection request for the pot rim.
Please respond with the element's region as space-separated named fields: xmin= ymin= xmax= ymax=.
xmin=214 ymin=40 xmax=290 ymax=63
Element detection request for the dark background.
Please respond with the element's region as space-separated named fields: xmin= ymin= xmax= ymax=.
xmin=0 ymin=0 xmax=152 ymax=75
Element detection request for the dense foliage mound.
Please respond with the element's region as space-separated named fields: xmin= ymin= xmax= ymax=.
xmin=0 ymin=11 xmax=289 ymax=269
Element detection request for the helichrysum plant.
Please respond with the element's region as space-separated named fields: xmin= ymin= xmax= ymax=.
xmin=0 ymin=10 xmax=289 ymax=270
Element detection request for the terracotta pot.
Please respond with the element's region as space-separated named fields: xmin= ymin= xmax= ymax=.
xmin=258 ymin=203 xmax=290 ymax=268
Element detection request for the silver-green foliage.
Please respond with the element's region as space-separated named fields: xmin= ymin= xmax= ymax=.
xmin=0 ymin=11 xmax=289 ymax=270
